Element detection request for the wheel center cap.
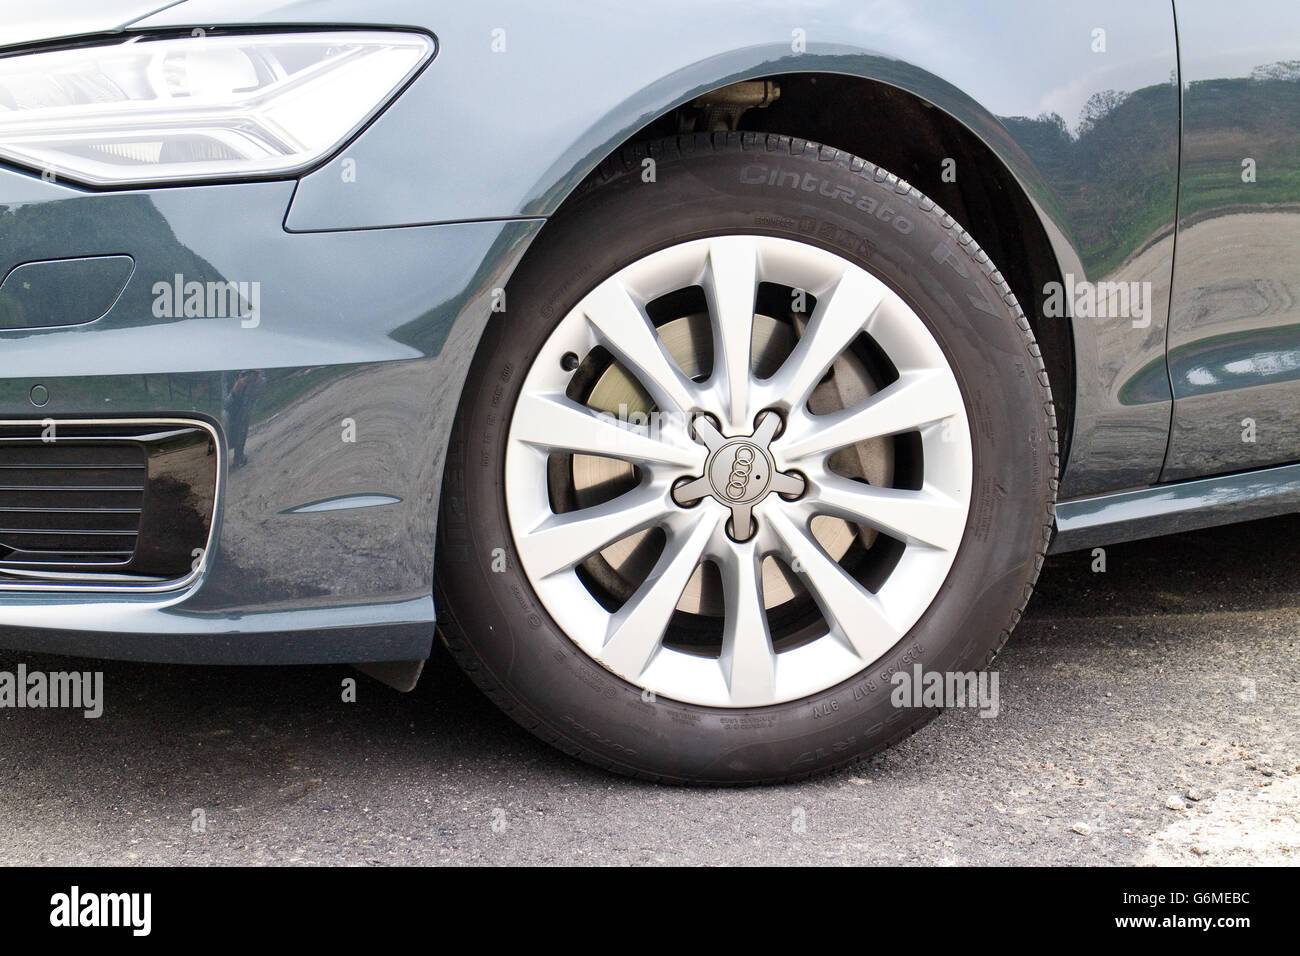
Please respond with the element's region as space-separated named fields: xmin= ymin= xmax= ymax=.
xmin=673 ymin=411 xmax=805 ymax=541
xmin=707 ymin=440 xmax=772 ymax=505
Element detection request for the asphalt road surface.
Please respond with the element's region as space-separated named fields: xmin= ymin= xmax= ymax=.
xmin=2 ymin=515 xmax=1298 ymax=866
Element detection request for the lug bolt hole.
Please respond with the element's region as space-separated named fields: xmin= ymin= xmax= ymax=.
xmin=756 ymin=408 xmax=786 ymax=439
xmin=778 ymin=469 xmax=808 ymax=502
xmin=690 ymin=412 xmax=722 ymax=441
xmin=671 ymin=476 xmax=701 ymax=508
xmin=560 ymin=351 xmax=580 ymax=372
xmin=725 ymin=516 xmax=756 ymax=543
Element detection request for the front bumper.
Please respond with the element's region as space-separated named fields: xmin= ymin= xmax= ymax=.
xmin=0 ymin=166 xmax=542 ymax=663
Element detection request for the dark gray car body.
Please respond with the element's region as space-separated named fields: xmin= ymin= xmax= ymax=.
xmin=0 ymin=0 xmax=1296 ymax=664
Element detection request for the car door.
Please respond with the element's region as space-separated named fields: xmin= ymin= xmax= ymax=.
xmin=1163 ymin=0 xmax=1300 ymax=480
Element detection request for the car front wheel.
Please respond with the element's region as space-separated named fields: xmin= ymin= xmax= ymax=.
xmin=436 ymin=132 xmax=1057 ymax=783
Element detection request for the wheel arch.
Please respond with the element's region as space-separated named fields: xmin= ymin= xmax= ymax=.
xmin=521 ymin=70 xmax=1076 ymax=468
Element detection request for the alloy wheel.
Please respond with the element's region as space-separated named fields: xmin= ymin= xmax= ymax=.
xmin=505 ymin=235 xmax=972 ymax=708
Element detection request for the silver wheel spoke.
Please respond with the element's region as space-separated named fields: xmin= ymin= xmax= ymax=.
xmin=516 ymin=484 xmax=671 ymax=578
xmin=513 ymin=390 xmax=699 ymax=469
xmin=810 ymin=475 xmax=966 ymax=551
xmin=582 ymin=276 xmax=700 ymax=415
xmin=599 ymin=514 xmax=718 ymax=679
xmin=717 ymin=540 xmax=776 ymax=705
xmin=767 ymin=267 xmax=886 ymax=409
xmin=780 ymin=368 xmax=962 ymax=461
xmin=702 ymin=238 xmax=758 ymax=431
xmin=770 ymin=509 xmax=902 ymax=663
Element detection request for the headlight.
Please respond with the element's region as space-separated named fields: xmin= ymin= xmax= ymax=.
xmin=0 ymin=30 xmax=434 ymax=186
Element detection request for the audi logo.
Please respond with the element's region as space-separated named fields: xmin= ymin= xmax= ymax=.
xmin=725 ymin=445 xmax=757 ymax=500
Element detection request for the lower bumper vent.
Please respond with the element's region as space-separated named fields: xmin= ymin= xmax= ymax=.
xmin=0 ymin=420 xmax=217 ymax=587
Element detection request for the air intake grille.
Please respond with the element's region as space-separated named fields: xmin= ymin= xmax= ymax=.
xmin=0 ymin=421 xmax=217 ymax=586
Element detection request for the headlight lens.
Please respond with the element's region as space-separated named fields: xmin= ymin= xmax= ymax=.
xmin=0 ymin=30 xmax=434 ymax=186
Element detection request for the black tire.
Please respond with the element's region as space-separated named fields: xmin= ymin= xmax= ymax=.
xmin=435 ymin=132 xmax=1057 ymax=784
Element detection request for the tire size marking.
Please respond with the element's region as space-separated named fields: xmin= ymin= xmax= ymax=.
xmin=811 ymin=699 xmax=840 ymax=718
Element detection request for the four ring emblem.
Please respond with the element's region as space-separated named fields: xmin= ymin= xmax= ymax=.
xmin=725 ymin=445 xmax=756 ymax=499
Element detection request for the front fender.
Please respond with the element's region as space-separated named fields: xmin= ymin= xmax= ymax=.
xmin=118 ymin=2 xmax=1183 ymax=499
